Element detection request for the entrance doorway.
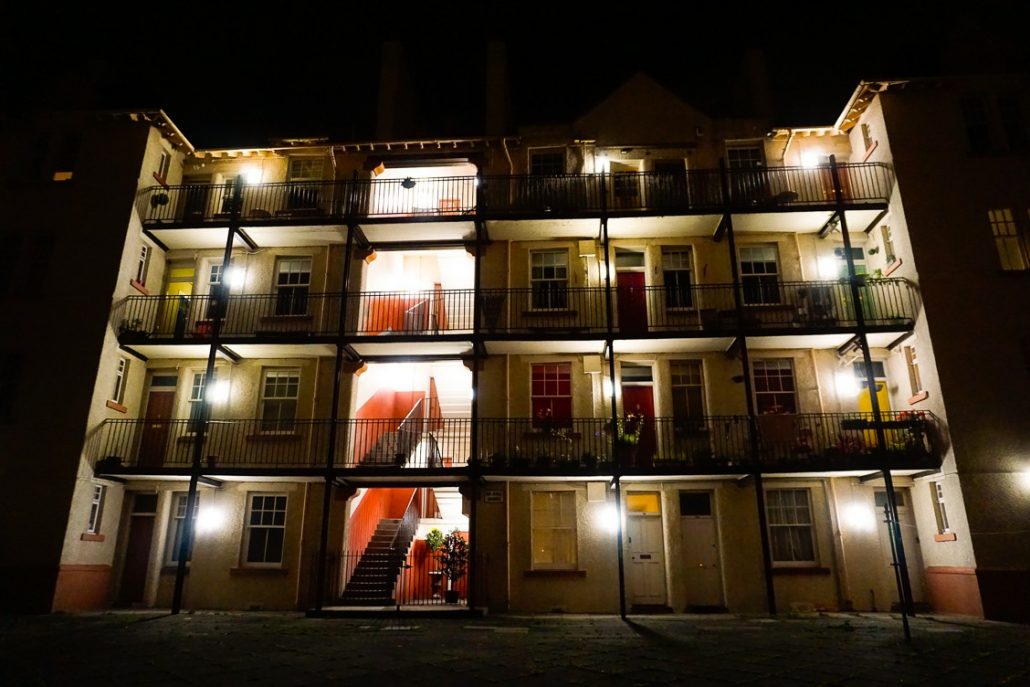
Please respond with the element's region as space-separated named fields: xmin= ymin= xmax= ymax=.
xmin=625 ymin=492 xmax=668 ymax=609
xmin=874 ymin=488 xmax=926 ymax=611
xmin=118 ymin=493 xmax=158 ymax=605
xmin=139 ymin=377 xmax=176 ymax=468
xmin=159 ymin=265 xmax=195 ymax=338
xmin=615 ymin=248 xmax=647 ymax=333
xmin=678 ymin=491 xmax=724 ymax=610
xmin=620 ymin=364 xmax=656 ymax=467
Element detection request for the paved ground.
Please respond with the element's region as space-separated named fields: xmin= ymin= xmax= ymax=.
xmin=1 ymin=611 xmax=1028 ymax=685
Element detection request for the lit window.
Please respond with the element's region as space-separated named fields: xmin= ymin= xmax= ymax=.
xmin=752 ymin=359 xmax=797 ymax=414
xmin=529 ymin=149 xmax=565 ymax=176
xmin=244 ymin=494 xmax=287 ymax=566
xmin=987 ymin=209 xmax=1029 ymax=271
xmin=260 ymin=369 xmax=300 ymax=433
xmin=739 ymin=245 xmax=780 ymax=305
xmin=112 ymin=358 xmax=130 ymax=405
xmin=662 ymin=247 xmax=694 ymax=309
xmin=931 ymin=481 xmax=951 ymax=534
xmin=531 ymin=363 xmax=571 ymax=428
xmin=135 ymin=244 xmax=150 ymax=285
xmin=274 ymin=258 xmax=312 ymax=316
xmin=86 ymin=484 xmax=105 ymax=534
xmin=531 ymin=491 xmax=577 ymax=570
xmin=880 ymin=225 xmax=897 ymax=264
xmin=166 ymin=492 xmax=198 ymax=564
xmin=903 ymin=346 xmax=923 ymax=396
xmin=530 ymin=250 xmax=569 ymax=310
xmin=765 ymin=489 xmax=816 ymax=564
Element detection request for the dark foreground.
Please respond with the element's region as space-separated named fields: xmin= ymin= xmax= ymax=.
xmin=1 ymin=612 xmax=1027 ymax=685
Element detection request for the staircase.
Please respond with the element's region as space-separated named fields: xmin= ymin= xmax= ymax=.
xmin=338 ymin=518 xmax=414 ymax=606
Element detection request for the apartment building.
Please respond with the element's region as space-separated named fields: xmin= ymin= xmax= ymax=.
xmin=2 ymin=72 xmax=1027 ymax=621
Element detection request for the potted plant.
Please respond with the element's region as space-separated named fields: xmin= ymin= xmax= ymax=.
xmin=613 ymin=410 xmax=643 ymax=466
xmin=425 ymin=527 xmax=444 ymax=553
xmin=438 ymin=529 xmax=469 ymax=604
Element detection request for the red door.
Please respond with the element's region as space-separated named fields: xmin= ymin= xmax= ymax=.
xmin=118 ymin=495 xmax=157 ymax=605
xmin=139 ymin=391 xmax=174 ymax=468
xmin=617 ymin=272 xmax=648 ymax=333
xmin=621 ymin=385 xmax=656 ymax=468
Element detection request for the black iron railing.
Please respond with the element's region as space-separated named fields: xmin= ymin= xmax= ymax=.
xmin=330 ymin=549 xmax=468 ymax=608
xmin=135 ymin=163 xmax=894 ymax=225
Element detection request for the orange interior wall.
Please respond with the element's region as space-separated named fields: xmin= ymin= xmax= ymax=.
xmin=364 ymin=294 xmax=421 ymax=334
xmin=344 ymin=487 xmax=416 ymax=553
xmin=353 ymin=389 xmax=423 ymax=463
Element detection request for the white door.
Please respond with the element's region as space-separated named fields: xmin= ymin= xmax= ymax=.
xmin=679 ymin=491 xmax=724 ymax=609
xmin=875 ymin=488 xmax=926 ymax=608
xmin=626 ymin=492 xmax=667 ymax=607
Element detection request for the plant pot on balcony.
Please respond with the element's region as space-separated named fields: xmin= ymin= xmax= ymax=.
xmin=444 ymin=589 xmax=460 ymax=604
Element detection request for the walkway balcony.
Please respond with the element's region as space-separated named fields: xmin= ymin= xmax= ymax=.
xmin=90 ymin=411 xmax=939 ymax=477
xmin=135 ymin=163 xmax=894 ymax=228
xmin=111 ymin=278 xmax=916 ymax=345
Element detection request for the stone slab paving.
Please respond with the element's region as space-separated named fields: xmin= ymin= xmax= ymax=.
xmin=1 ymin=611 xmax=1028 ymax=685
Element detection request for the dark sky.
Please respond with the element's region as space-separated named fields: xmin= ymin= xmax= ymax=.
xmin=3 ymin=6 xmax=1026 ymax=148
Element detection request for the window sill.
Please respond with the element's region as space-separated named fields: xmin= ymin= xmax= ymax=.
xmin=80 ymin=533 xmax=105 ymax=542
xmin=230 ymin=567 xmax=289 ymax=577
xmin=523 ymin=569 xmax=587 ymax=578
xmin=908 ymin=390 xmax=929 ymax=405
xmin=106 ymin=400 xmax=128 ymax=413
xmin=772 ymin=566 xmax=831 ymax=576
xmin=129 ymin=279 xmax=150 ymax=295
xmin=934 ymin=532 xmax=957 ymax=542
xmin=883 ymin=258 xmax=903 ymax=277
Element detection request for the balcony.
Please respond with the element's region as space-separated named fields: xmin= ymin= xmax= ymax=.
xmin=135 ymin=163 xmax=894 ymax=228
xmin=111 ymin=279 xmax=915 ymax=345
xmin=90 ymin=412 xmax=938 ymax=476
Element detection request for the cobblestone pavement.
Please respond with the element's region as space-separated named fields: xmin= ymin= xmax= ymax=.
xmin=1 ymin=611 xmax=1028 ymax=685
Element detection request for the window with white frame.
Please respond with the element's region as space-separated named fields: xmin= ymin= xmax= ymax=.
xmin=156 ymin=149 xmax=171 ymax=182
xmin=208 ymin=263 xmax=223 ymax=287
xmin=752 ymin=359 xmax=797 ymax=414
xmin=987 ymin=209 xmax=1029 ymax=271
xmin=531 ymin=490 xmax=577 ymax=570
xmin=662 ymin=247 xmax=694 ymax=309
xmin=288 ymin=158 xmax=323 ymax=181
xmin=765 ymin=488 xmax=816 ymax=564
xmin=670 ymin=360 xmax=705 ymax=427
xmin=260 ymin=369 xmax=300 ymax=432
xmin=931 ymin=481 xmax=951 ymax=534
xmin=86 ymin=484 xmax=105 ymax=534
xmin=135 ymin=244 xmax=150 ymax=286
xmin=861 ymin=123 xmax=875 ymax=152
xmin=166 ymin=492 xmax=198 ymax=564
xmin=531 ymin=363 xmax=571 ymax=427
xmin=880 ymin=225 xmax=897 ymax=264
xmin=274 ymin=257 xmax=312 ymax=316
xmin=903 ymin=346 xmax=923 ymax=396
xmin=244 ymin=494 xmax=287 ymax=566
xmin=111 ymin=358 xmax=129 ymax=405
xmin=187 ymin=372 xmax=207 ymax=433
xmin=530 ymin=250 xmax=569 ymax=309
xmin=727 ymin=146 xmax=764 ymax=169
xmin=529 ymin=149 xmax=565 ymax=176
xmin=739 ymin=245 xmax=780 ymax=305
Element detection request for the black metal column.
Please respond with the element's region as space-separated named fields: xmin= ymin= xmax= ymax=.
xmin=467 ymin=205 xmax=484 ymax=613
xmin=829 ymin=155 xmax=912 ymax=640
xmin=171 ymin=177 xmax=243 ymax=615
xmin=720 ymin=160 xmax=777 ymax=615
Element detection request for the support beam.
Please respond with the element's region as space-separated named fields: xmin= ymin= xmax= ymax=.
xmin=858 ymin=472 xmax=884 ymax=484
xmin=909 ymin=469 xmax=940 ymax=480
xmin=119 ymin=345 xmax=148 ymax=362
xmin=217 ymin=345 xmax=241 ymax=363
xmin=197 ymin=476 xmax=224 ymax=489
xmin=468 ymin=203 xmax=484 ymax=613
xmin=712 ymin=214 xmax=730 ymax=242
xmin=886 ymin=331 xmax=915 ymax=351
xmin=837 ymin=335 xmax=863 ymax=358
xmin=236 ymin=228 xmax=258 ymax=250
xmin=736 ymin=474 xmax=754 ymax=488
xmin=861 ymin=207 xmax=889 ymax=234
xmin=141 ymin=228 xmax=170 ymax=252
xmin=817 ymin=211 xmax=841 ymax=239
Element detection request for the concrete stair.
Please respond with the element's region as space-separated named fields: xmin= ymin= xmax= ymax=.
xmin=339 ymin=519 xmax=414 ymax=606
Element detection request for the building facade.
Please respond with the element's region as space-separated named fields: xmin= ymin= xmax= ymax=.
xmin=2 ymin=73 xmax=1028 ymax=620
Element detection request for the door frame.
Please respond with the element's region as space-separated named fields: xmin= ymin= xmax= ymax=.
xmin=678 ymin=489 xmax=726 ymax=610
xmin=623 ymin=490 xmax=669 ymax=608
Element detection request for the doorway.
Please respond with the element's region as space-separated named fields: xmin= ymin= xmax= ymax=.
xmin=625 ymin=492 xmax=668 ymax=609
xmin=139 ymin=376 xmax=177 ymax=468
xmin=874 ymin=488 xmax=926 ymax=610
xmin=615 ymin=248 xmax=648 ymax=333
xmin=678 ymin=491 xmax=724 ymax=611
xmin=620 ymin=363 xmax=656 ymax=467
xmin=118 ymin=493 xmax=158 ymax=605
xmin=159 ymin=265 xmax=195 ymax=338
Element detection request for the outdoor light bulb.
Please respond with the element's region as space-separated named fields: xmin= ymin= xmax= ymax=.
xmin=835 ymin=372 xmax=859 ymax=397
xmin=223 ymin=266 xmax=245 ymax=289
xmin=843 ymin=503 xmax=877 ymax=533
xmin=243 ymin=167 xmax=262 ymax=184
xmin=817 ymin=256 xmax=839 ymax=280
xmin=1017 ymin=469 xmax=1030 ymax=491
xmin=208 ymin=380 xmax=230 ymax=404
xmin=602 ymin=379 xmax=614 ymax=397
xmin=800 ymin=151 xmax=821 ymax=168
xmin=195 ymin=505 xmax=226 ymax=535
xmin=598 ymin=503 xmax=620 ymax=534
xmin=469 ymin=388 xmax=475 ymax=401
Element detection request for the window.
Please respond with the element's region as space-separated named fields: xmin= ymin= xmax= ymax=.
xmin=260 ymin=369 xmax=300 ymax=432
xmin=208 ymin=263 xmax=224 ymax=287
xmin=961 ymin=97 xmax=993 ymax=153
xmin=662 ymin=247 xmax=694 ymax=309
xmin=530 ymin=250 xmax=569 ymax=309
xmin=727 ymin=146 xmax=764 ymax=169
xmin=166 ymin=492 xmax=198 ymax=564
xmin=531 ymin=491 xmax=577 ymax=570
xmin=244 ymin=494 xmax=287 ymax=566
xmin=903 ymin=346 xmax=923 ymax=396
xmin=156 ymin=150 xmax=171 ymax=182
xmin=287 ymin=158 xmax=323 ymax=181
xmin=530 ymin=149 xmax=565 ymax=176
xmin=135 ymin=244 xmax=151 ymax=286
xmin=880 ymin=225 xmax=897 ymax=264
xmin=930 ymin=481 xmax=951 ymax=534
xmin=187 ymin=372 xmax=207 ymax=433
xmin=998 ymin=96 xmax=1028 ymax=151
xmin=833 ymin=246 xmax=867 ymax=277
xmin=531 ymin=363 xmax=571 ymax=427
xmin=861 ymin=122 xmax=875 ymax=152
xmin=111 ymin=358 xmax=129 ymax=405
xmin=765 ymin=489 xmax=816 ymax=564
xmin=987 ymin=209 xmax=1029 ymax=271
xmin=274 ymin=258 xmax=312 ymax=316
xmin=86 ymin=484 xmax=105 ymax=534
xmin=739 ymin=245 xmax=780 ymax=305
xmin=670 ymin=360 xmax=705 ymax=425
xmin=752 ymin=359 xmax=797 ymax=414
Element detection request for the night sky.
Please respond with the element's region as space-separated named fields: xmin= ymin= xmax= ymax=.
xmin=3 ymin=6 xmax=1026 ymax=148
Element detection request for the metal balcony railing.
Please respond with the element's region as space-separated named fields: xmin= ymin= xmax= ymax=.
xmin=89 ymin=411 xmax=937 ymax=473
xmin=135 ymin=163 xmax=894 ymax=225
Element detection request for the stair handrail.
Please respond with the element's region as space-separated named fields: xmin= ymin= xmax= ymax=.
xmin=390 ymin=488 xmax=423 ymax=554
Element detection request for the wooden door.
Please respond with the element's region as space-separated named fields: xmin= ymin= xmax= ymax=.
xmin=139 ymin=391 xmax=175 ymax=468
xmin=621 ymin=384 xmax=656 ymax=467
xmin=617 ymin=272 xmax=648 ymax=334
xmin=626 ymin=493 xmax=667 ymax=607
xmin=679 ymin=491 xmax=724 ymax=609
xmin=118 ymin=494 xmax=157 ymax=605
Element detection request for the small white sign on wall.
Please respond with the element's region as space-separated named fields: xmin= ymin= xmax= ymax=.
xmin=483 ymin=488 xmax=504 ymax=503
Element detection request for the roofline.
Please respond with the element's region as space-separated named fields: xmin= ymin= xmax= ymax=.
xmin=104 ymin=109 xmax=195 ymax=152
xmin=191 ymin=135 xmax=522 ymax=159
xmin=834 ymin=79 xmax=913 ymax=131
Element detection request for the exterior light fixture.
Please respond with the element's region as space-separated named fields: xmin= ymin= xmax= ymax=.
xmin=243 ymin=167 xmax=262 ymax=184
xmin=208 ymin=379 xmax=230 ymax=404
xmin=843 ymin=503 xmax=877 ymax=533
xmin=401 ymin=177 xmax=416 ymax=190
xmin=195 ymin=505 xmax=227 ymax=535
xmin=598 ymin=503 xmax=620 ymax=534
xmin=835 ymin=372 xmax=859 ymax=397
xmin=817 ymin=256 xmax=839 ymax=280
xmin=800 ymin=152 xmax=822 ymax=168
xmin=602 ymin=378 xmax=614 ymax=397
xmin=223 ymin=266 xmax=245 ymax=289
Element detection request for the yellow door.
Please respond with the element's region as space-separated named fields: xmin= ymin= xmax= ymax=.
xmin=857 ymin=380 xmax=890 ymax=446
xmin=158 ymin=268 xmax=195 ymax=336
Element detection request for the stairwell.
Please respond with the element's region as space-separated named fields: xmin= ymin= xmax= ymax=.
xmin=339 ymin=518 xmax=415 ymax=606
